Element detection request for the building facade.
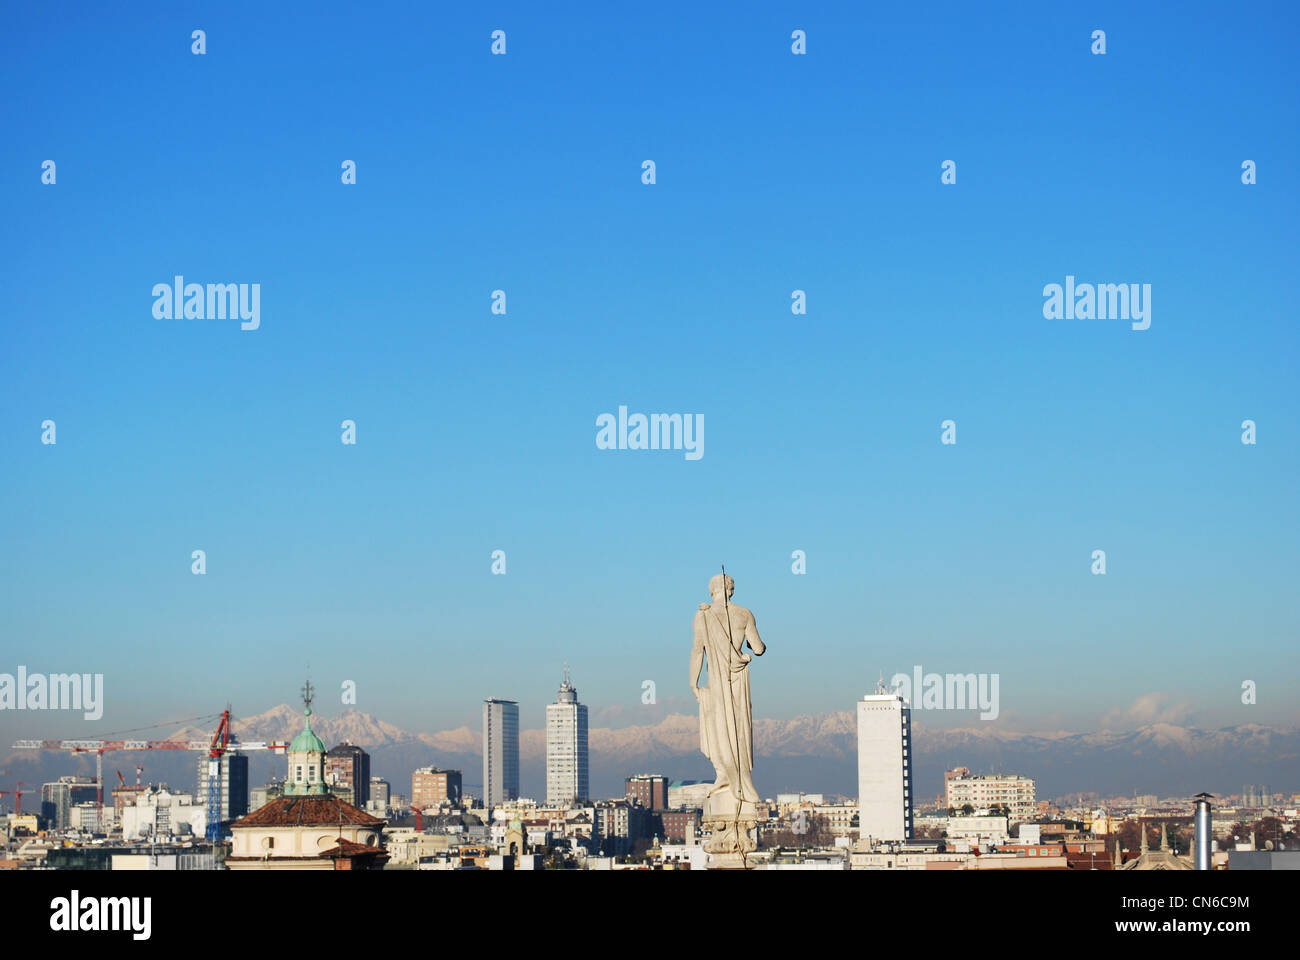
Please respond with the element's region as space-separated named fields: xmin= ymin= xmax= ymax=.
xmin=668 ymin=780 xmax=710 ymax=811
xmin=857 ymin=687 xmax=913 ymax=843
xmin=195 ymin=753 xmax=249 ymax=827
xmin=545 ymin=670 xmax=589 ymax=807
xmin=594 ymin=799 xmax=648 ymax=856
xmin=368 ymin=777 xmax=390 ymax=815
xmin=40 ymin=777 xmax=98 ymax=831
xmin=412 ymin=767 xmax=463 ymax=810
xmin=325 ymin=743 xmax=370 ymax=809
xmin=946 ymin=774 xmax=1037 ymax=824
xmin=657 ymin=808 xmax=702 ymax=843
xmin=250 ymin=782 xmax=284 ymax=812
xmin=483 ymin=698 xmax=520 ymax=811
xmin=120 ymin=787 xmax=207 ymax=839
xmin=626 ymin=774 xmax=669 ymax=811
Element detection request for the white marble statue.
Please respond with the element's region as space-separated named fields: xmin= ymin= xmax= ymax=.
xmin=690 ymin=570 xmax=765 ymax=866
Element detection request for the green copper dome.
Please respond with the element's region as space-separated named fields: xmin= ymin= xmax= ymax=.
xmin=290 ymin=709 xmax=326 ymax=754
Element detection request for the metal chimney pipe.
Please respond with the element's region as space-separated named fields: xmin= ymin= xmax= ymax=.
xmin=1193 ymin=793 xmax=1213 ymax=870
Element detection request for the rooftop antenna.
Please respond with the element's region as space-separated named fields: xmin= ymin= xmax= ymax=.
xmin=562 ymin=661 xmax=571 ymax=687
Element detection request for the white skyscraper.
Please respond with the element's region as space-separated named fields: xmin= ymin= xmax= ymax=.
xmin=857 ymin=681 xmax=913 ymax=844
xmin=546 ymin=666 xmax=589 ymax=807
xmin=483 ymin=698 xmax=519 ymax=811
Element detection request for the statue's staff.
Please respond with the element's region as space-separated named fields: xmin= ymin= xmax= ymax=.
xmin=721 ymin=563 xmax=743 ymax=858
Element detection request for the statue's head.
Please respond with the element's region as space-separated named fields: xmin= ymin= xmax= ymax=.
xmin=708 ymin=573 xmax=735 ymax=601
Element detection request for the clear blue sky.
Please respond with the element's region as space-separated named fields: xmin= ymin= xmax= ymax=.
xmin=2 ymin=2 xmax=1297 ymax=742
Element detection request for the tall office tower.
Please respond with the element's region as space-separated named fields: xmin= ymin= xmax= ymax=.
xmin=325 ymin=742 xmax=371 ymax=808
xmin=857 ymin=681 xmax=913 ymax=844
xmin=546 ymin=667 xmax=589 ymax=807
xmin=195 ymin=753 xmax=249 ymax=824
xmin=483 ymin=698 xmax=519 ymax=811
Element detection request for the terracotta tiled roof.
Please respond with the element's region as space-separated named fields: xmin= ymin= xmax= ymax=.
xmin=320 ymin=837 xmax=388 ymax=859
xmin=231 ymin=794 xmax=385 ymax=829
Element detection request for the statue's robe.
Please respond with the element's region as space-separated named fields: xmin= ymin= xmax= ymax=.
xmin=695 ymin=602 xmax=760 ymax=806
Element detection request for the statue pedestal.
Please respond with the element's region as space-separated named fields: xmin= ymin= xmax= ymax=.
xmin=706 ymin=850 xmax=751 ymax=870
xmin=702 ymin=793 xmax=758 ymax=869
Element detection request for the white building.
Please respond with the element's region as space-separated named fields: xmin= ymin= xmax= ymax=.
xmin=545 ymin=667 xmax=589 ymax=806
xmin=69 ymin=802 xmax=112 ymax=833
xmin=946 ymin=773 xmax=1036 ymax=824
xmin=945 ymin=814 xmax=1010 ymax=850
xmin=776 ymin=793 xmax=825 ymax=809
xmin=120 ymin=787 xmax=207 ymax=840
xmin=857 ymin=684 xmax=913 ymax=844
xmin=669 ymin=780 xmax=711 ymax=811
xmin=483 ymin=698 xmax=519 ymax=811
xmin=812 ymin=802 xmax=860 ymax=838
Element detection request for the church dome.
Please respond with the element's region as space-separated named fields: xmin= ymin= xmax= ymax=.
xmin=290 ymin=710 xmax=326 ymax=755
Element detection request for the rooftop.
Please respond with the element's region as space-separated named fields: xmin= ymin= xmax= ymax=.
xmin=231 ymin=795 xmax=385 ymax=829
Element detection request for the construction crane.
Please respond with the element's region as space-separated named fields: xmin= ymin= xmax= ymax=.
xmin=12 ymin=708 xmax=287 ymax=838
xmin=0 ymin=781 xmax=27 ymax=815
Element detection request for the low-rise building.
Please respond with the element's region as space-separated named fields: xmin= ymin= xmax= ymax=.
xmin=946 ymin=773 xmax=1036 ymax=824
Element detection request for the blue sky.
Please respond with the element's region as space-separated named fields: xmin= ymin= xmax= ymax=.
xmin=1 ymin=2 xmax=1297 ymax=743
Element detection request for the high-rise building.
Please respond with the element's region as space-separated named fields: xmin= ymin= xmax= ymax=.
xmin=412 ymin=767 xmax=463 ymax=810
xmin=368 ymin=777 xmax=391 ymax=815
xmin=626 ymin=774 xmax=669 ymax=811
xmin=483 ymin=698 xmax=519 ymax=811
xmin=194 ymin=753 xmax=249 ymax=825
xmin=546 ymin=668 xmax=589 ymax=807
xmin=857 ymin=683 xmax=913 ymax=844
xmin=1242 ymin=784 xmax=1272 ymax=807
xmin=40 ymin=777 xmax=98 ymax=831
xmin=325 ymin=742 xmax=370 ymax=808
